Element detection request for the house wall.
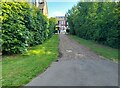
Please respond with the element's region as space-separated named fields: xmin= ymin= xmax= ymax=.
xmin=43 ymin=1 xmax=48 ymax=16
xmin=56 ymin=16 xmax=67 ymax=34
xmin=31 ymin=0 xmax=48 ymax=16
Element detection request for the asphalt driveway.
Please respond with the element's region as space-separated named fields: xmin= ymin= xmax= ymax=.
xmin=26 ymin=34 xmax=118 ymax=86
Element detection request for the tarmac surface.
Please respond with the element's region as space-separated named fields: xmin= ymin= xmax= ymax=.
xmin=26 ymin=34 xmax=118 ymax=86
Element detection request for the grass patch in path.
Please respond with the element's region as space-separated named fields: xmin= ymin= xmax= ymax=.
xmin=69 ymin=35 xmax=119 ymax=62
xmin=2 ymin=35 xmax=59 ymax=87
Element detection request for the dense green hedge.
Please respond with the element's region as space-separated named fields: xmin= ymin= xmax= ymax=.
xmin=66 ymin=2 xmax=120 ymax=48
xmin=1 ymin=2 xmax=56 ymax=55
xmin=48 ymin=17 xmax=57 ymax=37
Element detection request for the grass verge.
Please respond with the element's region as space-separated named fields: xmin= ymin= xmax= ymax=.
xmin=2 ymin=35 xmax=59 ymax=87
xmin=69 ymin=35 xmax=119 ymax=62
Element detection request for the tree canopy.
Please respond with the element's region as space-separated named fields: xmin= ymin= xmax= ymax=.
xmin=66 ymin=2 xmax=120 ymax=48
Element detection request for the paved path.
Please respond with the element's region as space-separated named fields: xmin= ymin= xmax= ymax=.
xmin=26 ymin=34 xmax=118 ymax=86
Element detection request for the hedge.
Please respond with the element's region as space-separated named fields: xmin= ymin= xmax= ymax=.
xmin=66 ymin=2 xmax=120 ymax=49
xmin=1 ymin=2 xmax=56 ymax=55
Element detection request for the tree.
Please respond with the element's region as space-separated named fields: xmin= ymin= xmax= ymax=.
xmin=66 ymin=2 xmax=119 ymax=48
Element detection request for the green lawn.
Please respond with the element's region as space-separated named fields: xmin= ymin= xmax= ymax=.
xmin=69 ymin=35 xmax=119 ymax=62
xmin=2 ymin=35 xmax=59 ymax=87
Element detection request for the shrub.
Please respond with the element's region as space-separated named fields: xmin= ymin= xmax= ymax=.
xmin=2 ymin=2 xmax=30 ymax=54
xmin=66 ymin=2 xmax=119 ymax=49
xmin=48 ymin=17 xmax=57 ymax=37
xmin=1 ymin=2 xmax=56 ymax=55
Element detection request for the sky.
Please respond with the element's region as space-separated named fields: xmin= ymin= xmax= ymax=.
xmin=47 ymin=1 xmax=78 ymax=17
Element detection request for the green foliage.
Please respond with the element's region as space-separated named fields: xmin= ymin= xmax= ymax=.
xmin=48 ymin=17 xmax=57 ymax=37
xmin=2 ymin=2 xmax=55 ymax=55
xmin=2 ymin=2 xmax=30 ymax=54
xmin=66 ymin=2 xmax=120 ymax=49
xmin=2 ymin=35 xmax=59 ymax=86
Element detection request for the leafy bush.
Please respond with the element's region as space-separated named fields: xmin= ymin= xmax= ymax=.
xmin=2 ymin=2 xmax=30 ymax=54
xmin=48 ymin=17 xmax=57 ymax=37
xmin=66 ymin=2 xmax=120 ymax=48
xmin=1 ymin=2 xmax=56 ymax=55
